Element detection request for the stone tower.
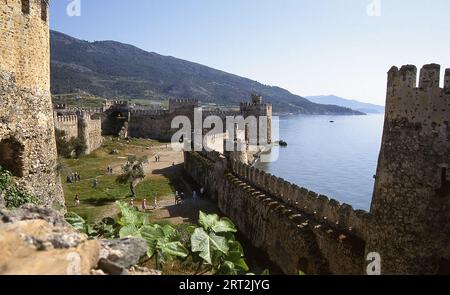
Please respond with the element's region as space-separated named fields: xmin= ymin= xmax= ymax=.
xmin=368 ymin=64 xmax=450 ymax=274
xmin=0 ymin=0 xmax=64 ymax=207
xmin=240 ymin=94 xmax=273 ymax=144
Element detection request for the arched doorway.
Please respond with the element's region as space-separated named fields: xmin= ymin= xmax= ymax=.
xmin=0 ymin=138 xmax=24 ymax=177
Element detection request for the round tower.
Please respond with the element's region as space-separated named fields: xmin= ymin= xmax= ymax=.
xmin=0 ymin=0 xmax=64 ymax=208
xmin=367 ymin=64 xmax=450 ymax=274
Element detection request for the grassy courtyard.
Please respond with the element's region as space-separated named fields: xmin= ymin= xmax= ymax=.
xmin=60 ymin=137 xmax=175 ymax=222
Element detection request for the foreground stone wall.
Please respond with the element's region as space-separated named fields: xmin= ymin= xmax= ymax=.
xmin=0 ymin=69 xmax=63 ymax=208
xmin=184 ymin=151 xmax=366 ymax=274
xmin=0 ymin=1 xmax=63 ymax=207
xmin=0 ymin=204 xmax=155 ymax=275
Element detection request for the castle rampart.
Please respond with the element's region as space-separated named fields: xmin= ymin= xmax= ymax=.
xmin=184 ymin=151 xmax=366 ymax=274
xmin=183 ymin=64 xmax=450 ymax=274
xmin=53 ymin=111 xmax=103 ymax=155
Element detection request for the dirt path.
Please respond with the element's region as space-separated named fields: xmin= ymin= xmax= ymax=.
xmin=109 ymin=143 xmax=218 ymax=224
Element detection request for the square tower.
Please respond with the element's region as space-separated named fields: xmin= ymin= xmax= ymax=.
xmin=0 ymin=0 xmax=64 ymax=208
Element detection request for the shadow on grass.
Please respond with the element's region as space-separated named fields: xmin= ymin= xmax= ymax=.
xmin=83 ymin=197 xmax=122 ymax=206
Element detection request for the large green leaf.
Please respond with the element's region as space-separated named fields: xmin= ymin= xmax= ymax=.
xmin=191 ymin=228 xmax=229 ymax=264
xmin=198 ymin=211 xmax=219 ymax=231
xmin=116 ymin=201 xmax=147 ymax=227
xmin=140 ymin=225 xmax=162 ymax=257
xmin=211 ymin=217 xmax=237 ymax=233
xmin=198 ymin=211 xmax=237 ymax=233
xmin=119 ymin=224 xmax=141 ymax=238
xmin=160 ymin=241 xmax=189 ymax=258
xmin=65 ymin=212 xmax=86 ymax=232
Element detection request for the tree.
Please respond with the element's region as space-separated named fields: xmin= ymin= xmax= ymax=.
xmin=70 ymin=137 xmax=87 ymax=158
xmin=55 ymin=130 xmax=87 ymax=159
xmin=55 ymin=129 xmax=72 ymax=158
xmin=116 ymin=155 xmax=148 ymax=197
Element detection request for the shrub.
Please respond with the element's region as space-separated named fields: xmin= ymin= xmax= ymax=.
xmin=0 ymin=166 xmax=38 ymax=209
xmin=55 ymin=130 xmax=87 ymax=158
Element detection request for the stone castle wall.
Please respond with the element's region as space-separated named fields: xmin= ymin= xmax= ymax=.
xmin=368 ymin=64 xmax=450 ymax=274
xmin=184 ymin=64 xmax=450 ymax=275
xmin=54 ymin=114 xmax=78 ymax=139
xmin=54 ymin=112 xmax=103 ymax=155
xmin=184 ymin=151 xmax=366 ymax=274
xmin=0 ymin=0 xmax=50 ymax=90
xmin=0 ymin=0 xmax=63 ymax=207
xmin=79 ymin=113 xmax=103 ymax=154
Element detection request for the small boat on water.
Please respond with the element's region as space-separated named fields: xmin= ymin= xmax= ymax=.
xmin=329 ymin=120 xmax=335 ymax=123
xmin=279 ymin=140 xmax=288 ymax=147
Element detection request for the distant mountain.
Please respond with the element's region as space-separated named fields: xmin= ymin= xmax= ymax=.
xmin=306 ymin=95 xmax=385 ymax=114
xmin=50 ymin=31 xmax=362 ymax=115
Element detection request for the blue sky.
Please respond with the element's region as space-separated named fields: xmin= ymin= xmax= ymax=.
xmin=50 ymin=0 xmax=450 ymax=105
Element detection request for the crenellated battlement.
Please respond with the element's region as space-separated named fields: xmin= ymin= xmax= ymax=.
xmin=184 ymin=151 xmax=366 ymax=274
xmin=229 ymin=159 xmax=369 ymax=240
xmin=386 ymin=64 xmax=450 ymax=126
xmin=169 ymin=99 xmax=199 ymax=113
xmin=130 ymin=109 xmax=170 ymax=117
xmin=0 ymin=0 xmax=51 ymax=89
xmin=55 ymin=114 xmax=78 ymax=124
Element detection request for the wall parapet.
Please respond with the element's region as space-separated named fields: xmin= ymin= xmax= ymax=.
xmin=55 ymin=115 xmax=78 ymax=124
xmin=230 ymin=159 xmax=370 ymax=240
xmin=386 ymin=64 xmax=450 ymax=125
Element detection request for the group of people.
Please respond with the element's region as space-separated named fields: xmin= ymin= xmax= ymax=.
xmin=154 ymin=155 xmax=162 ymax=162
xmin=175 ymin=187 xmax=205 ymax=205
xmin=129 ymin=197 xmax=158 ymax=211
xmin=66 ymin=172 xmax=81 ymax=183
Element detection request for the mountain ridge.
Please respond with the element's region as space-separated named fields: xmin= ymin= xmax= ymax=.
xmin=50 ymin=30 xmax=363 ymax=115
xmin=306 ymin=95 xmax=385 ymax=114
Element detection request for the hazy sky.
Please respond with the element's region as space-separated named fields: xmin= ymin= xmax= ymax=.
xmin=50 ymin=0 xmax=450 ymax=105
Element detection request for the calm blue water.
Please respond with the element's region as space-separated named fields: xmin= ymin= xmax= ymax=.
xmin=255 ymin=114 xmax=384 ymax=210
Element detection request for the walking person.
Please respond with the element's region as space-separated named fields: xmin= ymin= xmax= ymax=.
xmin=200 ymin=187 xmax=205 ymax=198
xmin=74 ymin=194 xmax=80 ymax=207
xmin=154 ymin=196 xmax=158 ymax=209
xmin=180 ymin=192 xmax=185 ymax=204
xmin=141 ymin=199 xmax=147 ymax=211
xmin=129 ymin=198 xmax=134 ymax=207
xmin=192 ymin=190 xmax=198 ymax=202
xmin=93 ymin=178 xmax=98 ymax=189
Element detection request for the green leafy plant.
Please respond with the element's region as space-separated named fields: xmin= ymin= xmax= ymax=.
xmin=0 ymin=166 xmax=38 ymax=209
xmin=65 ymin=212 xmax=98 ymax=238
xmin=115 ymin=201 xmax=188 ymax=270
xmin=191 ymin=211 xmax=249 ymax=275
xmin=65 ymin=201 xmax=250 ymax=275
